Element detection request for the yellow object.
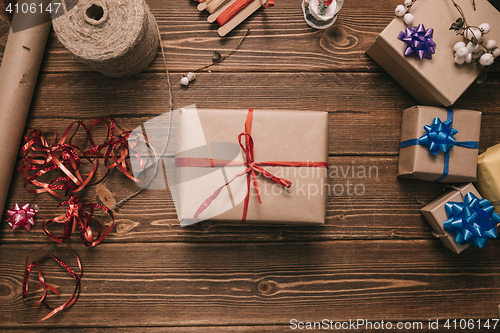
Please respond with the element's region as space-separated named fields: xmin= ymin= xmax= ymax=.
xmin=477 ymin=144 xmax=500 ymax=211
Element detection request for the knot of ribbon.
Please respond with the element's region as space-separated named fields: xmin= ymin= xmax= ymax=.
xmin=42 ymin=195 xmax=114 ymax=248
xmin=399 ymin=108 xmax=479 ymax=182
xmin=419 ymin=117 xmax=458 ymax=155
xmin=192 ymin=109 xmax=328 ymax=224
xmin=398 ymin=24 xmax=436 ymax=60
xmin=443 ymin=192 xmax=500 ymax=248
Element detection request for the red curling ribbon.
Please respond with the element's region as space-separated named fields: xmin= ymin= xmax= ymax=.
xmin=191 ymin=108 xmax=328 ymax=224
xmin=216 ymin=0 xmax=254 ymax=26
xmin=22 ymin=246 xmax=82 ymax=322
xmin=17 ymin=118 xmax=139 ymax=198
xmin=42 ymin=195 xmax=114 ymax=248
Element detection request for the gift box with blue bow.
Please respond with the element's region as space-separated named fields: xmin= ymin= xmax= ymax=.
xmin=398 ymin=106 xmax=481 ymax=183
xmin=421 ymin=183 xmax=500 ymax=254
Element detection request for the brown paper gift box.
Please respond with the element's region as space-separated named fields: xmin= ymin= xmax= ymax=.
xmin=175 ymin=109 xmax=329 ymax=225
xmin=366 ymin=0 xmax=500 ymax=106
xmin=420 ymin=183 xmax=480 ymax=253
xmin=476 ymin=143 xmax=500 ymax=212
xmin=397 ymin=106 xmax=481 ymax=182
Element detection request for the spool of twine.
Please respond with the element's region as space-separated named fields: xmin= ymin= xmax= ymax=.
xmin=52 ymin=0 xmax=160 ymax=78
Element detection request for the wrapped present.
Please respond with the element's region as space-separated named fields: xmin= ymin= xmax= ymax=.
xmin=129 ymin=106 xmax=329 ymax=226
xmin=476 ymin=143 xmax=500 ymax=212
xmin=398 ymin=106 xmax=480 ymax=182
xmin=421 ymin=183 xmax=500 ymax=254
xmin=366 ymin=0 xmax=500 ymax=106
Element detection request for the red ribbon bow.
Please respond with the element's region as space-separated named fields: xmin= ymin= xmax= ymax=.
xmin=191 ymin=109 xmax=328 ymax=224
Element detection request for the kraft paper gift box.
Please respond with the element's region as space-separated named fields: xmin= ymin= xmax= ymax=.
xmin=170 ymin=108 xmax=329 ymax=226
xmin=366 ymin=0 xmax=500 ymax=106
xmin=398 ymin=106 xmax=481 ymax=182
xmin=421 ymin=183 xmax=500 ymax=254
xmin=477 ymin=143 xmax=500 ymax=212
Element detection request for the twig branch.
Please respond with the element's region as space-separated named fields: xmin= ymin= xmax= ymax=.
xmin=193 ymin=28 xmax=251 ymax=73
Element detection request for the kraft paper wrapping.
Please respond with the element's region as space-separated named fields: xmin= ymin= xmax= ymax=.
xmin=477 ymin=144 xmax=500 ymax=212
xmin=366 ymin=0 xmax=500 ymax=106
xmin=398 ymin=106 xmax=481 ymax=183
xmin=0 ymin=14 xmax=51 ymax=217
xmin=420 ymin=183 xmax=480 ymax=254
xmin=176 ymin=109 xmax=329 ymax=226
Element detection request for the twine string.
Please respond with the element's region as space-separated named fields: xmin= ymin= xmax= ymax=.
xmin=52 ymin=0 xmax=160 ymax=78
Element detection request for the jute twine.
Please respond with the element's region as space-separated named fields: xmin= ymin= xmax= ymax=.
xmin=52 ymin=0 xmax=160 ymax=78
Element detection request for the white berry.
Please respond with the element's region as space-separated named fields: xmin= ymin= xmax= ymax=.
xmin=187 ymin=72 xmax=196 ymax=82
xmin=466 ymin=42 xmax=479 ymax=53
xmin=453 ymin=41 xmax=466 ymax=52
xmin=464 ymin=29 xmax=482 ymax=42
xmin=479 ymin=53 xmax=494 ymax=66
xmin=403 ymin=13 xmax=414 ymax=26
xmin=404 ymin=0 xmax=412 ymax=6
xmin=456 ymin=47 xmax=469 ymax=57
xmin=493 ymin=48 xmax=500 ymax=58
xmin=465 ymin=52 xmax=472 ymax=63
xmin=395 ymin=5 xmax=406 ymax=17
xmin=454 ymin=55 xmax=466 ymax=65
xmin=485 ymin=39 xmax=497 ymax=50
xmin=479 ymin=23 xmax=491 ymax=34
xmin=180 ymin=76 xmax=190 ymax=86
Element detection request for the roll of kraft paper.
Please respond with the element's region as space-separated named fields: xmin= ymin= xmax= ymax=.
xmin=0 ymin=4 xmax=51 ymax=219
xmin=52 ymin=0 xmax=160 ymax=78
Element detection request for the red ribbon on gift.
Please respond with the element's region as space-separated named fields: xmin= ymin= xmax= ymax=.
xmin=178 ymin=109 xmax=328 ymax=224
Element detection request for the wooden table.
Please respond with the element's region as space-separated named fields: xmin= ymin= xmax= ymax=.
xmin=1 ymin=0 xmax=500 ymax=331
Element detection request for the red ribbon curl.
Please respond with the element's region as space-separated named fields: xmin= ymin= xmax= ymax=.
xmin=16 ymin=117 xmax=143 ymax=247
xmin=18 ymin=117 xmax=138 ymax=198
xmin=22 ymin=247 xmax=82 ymax=322
xmin=187 ymin=109 xmax=328 ymax=224
xmin=42 ymin=195 xmax=114 ymax=248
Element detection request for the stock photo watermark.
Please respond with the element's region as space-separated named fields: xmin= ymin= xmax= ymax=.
xmin=248 ymin=162 xmax=379 ymax=200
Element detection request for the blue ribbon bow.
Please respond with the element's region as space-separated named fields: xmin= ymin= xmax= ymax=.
xmin=400 ymin=108 xmax=479 ymax=182
xmin=419 ymin=117 xmax=457 ymax=156
xmin=398 ymin=24 xmax=436 ymax=60
xmin=443 ymin=192 xmax=500 ymax=248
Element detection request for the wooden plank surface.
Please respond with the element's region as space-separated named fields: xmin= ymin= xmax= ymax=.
xmin=1 ymin=156 xmax=445 ymax=244
xmin=1 ymin=241 xmax=500 ymax=328
xmin=1 ymin=0 xmax=500 ymax=331
xmin=7 ymin=72 xmax=500 ymax=155
xmin=1 ymin=0 xmax=499 ymax=73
